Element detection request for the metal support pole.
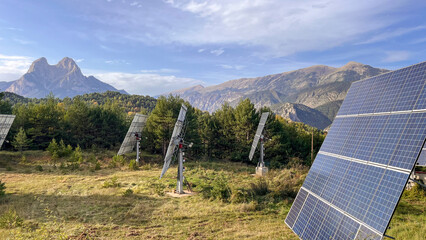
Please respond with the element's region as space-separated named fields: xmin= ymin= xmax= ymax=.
xmin=136 ymin=140 xmax=140 ymax=164
xmin=177 ymin=143 xmax=184 ymax=194
xmin=259 ymin=135 xmax=264 ymax=168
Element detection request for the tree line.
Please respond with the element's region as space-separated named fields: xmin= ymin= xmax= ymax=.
xmin=1 ymin=92 xmax=325 ymax=167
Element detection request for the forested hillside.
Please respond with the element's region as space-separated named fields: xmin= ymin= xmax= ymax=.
xmin=1 ymin=92 xmax=325 ymax=167
xmin=2 ymin=91 xmax=157 ymax=114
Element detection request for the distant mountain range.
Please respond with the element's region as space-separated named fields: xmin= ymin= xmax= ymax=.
xmin=0 ymin=57 xmax=126 ymax=98
xmin=165 ymin=62 xmax=389 ymax=129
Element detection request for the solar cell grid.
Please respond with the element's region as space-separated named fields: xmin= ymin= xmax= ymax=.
xmin=286 ymin=62 xmax=426 ymax=239
xmin=416 ymin=148 xmax=426 ymax=166
xmin=117 ymin=114 xmax=148 ymax=155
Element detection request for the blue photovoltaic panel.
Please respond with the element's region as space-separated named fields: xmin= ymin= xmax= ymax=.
xmin=285 ymin=62 xmax=426 ymax=239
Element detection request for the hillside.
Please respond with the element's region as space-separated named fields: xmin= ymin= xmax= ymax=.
xmin=0 ymin=57 xmax=127 ymax=98
xmin=166 ymin=62 xmax=389 ymax=127
xmin=1 ymin=91 xmax=157 ymax=114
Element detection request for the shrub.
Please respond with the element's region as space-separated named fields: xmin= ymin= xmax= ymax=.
xmin=35 ymin=165 xmax=43 ymax=172
xmin=0 ymin=181 xmax=6 ymax=197
xmin=122 ymin=189 xmax=133 ymax=197
xmin=110 ymin=155 xmax=125 ymax=168
xmin=149 ymin=181 xmax=166 ymax=196
xmin=250 ymin=178 xmax=269 ymax=196
xmin=201 ymin=174 xmax=232 ymax=202
xmin=0 ymin=209 xmax=23 ymax=229
xmin=71 ymin=145 xmax=83 ymax=163
xmin=129 ymin=159 xmax=139 ymax=170
xmin=102 ymin=176 xmax=120 ymax=188
xmin=94 ymin=162 xmax=101 ymax=171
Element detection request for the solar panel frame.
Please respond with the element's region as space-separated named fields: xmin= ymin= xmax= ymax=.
xmin=0 ymin=114 xmax=15 ymax=149
xmin=117 ymin=113 xmax=148 ymax=155
xmin=249 ymin=112 xmax=269 ymax=161
xmin=285 ymin=61 xmax=426 ymax=239
xmin=160 ymin=104 xmax=188 ymax=178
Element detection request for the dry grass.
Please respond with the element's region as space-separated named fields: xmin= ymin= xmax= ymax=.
xmin=0 ymin=151 xmax=424 ymax=239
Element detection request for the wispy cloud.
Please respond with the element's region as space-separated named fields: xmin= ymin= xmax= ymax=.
xmin=382 ymin=51 xmax=411 ymax=62
xmin=105 ymin=59 xmax=130 ymax=64
xmin=75 ymin=58 xmax=85 ymax=63
xmin=0 ymin=54 xmax=33 ymax=81
xmin=93 ymin=72 xmax=202 ymax=95
xmin=357 ymin=25 xmax=426 ymax=44
xmin=210 ymin=48 xmax=224 ymax=56
xmin=218 ymin=64 xmax=245 ymax=70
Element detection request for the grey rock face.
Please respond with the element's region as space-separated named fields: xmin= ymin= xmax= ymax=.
xmin=1 ymin=57 xmax=126 ymax=98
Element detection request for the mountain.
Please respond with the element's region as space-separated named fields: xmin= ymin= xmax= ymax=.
xmin=165 ymin=62 xmax=389 ymax=129
xmin=271 ymin=103 xmax=332 ymax=130
xmin=0 ymin=57 xmax=127 ymax=98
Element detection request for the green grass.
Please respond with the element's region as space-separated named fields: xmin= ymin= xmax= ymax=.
xmin=0 ymin=151 xmax=424 ymax=239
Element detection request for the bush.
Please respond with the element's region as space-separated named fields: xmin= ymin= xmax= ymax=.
xmin=94 ymin=161 xmax=101 ymax=171
xmin=149 ymin=181 xmax=166 ymax=196
xmin=71 ymin=145 xmax=83 ymax=163
xmin=0 ymin=181 xmax=6 ymax=197
xmin=0 ymin=209 xmax=23 ymax=229
xmin=201 ymin=174 xmax=232 ymax=202
xmin=110 ymin=155 xmax=125 ymax=168
xmin=129 ymin=159 xmax=139 ymax=170
xmin=35 ymin=165 xmax=43 ymax=172
xmin=122 ymin=189 xmax=133 ymax=197
xmin=102 ymin=176 xmax=120 ymax=188
xmin=250 ymin=178 xmax=269 ymax=196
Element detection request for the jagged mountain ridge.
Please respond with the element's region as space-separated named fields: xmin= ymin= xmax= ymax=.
xmin=167 ymin=62 xmax=388 ymax=111
xmin=165 ymin=62 xmax=389 ymax=129
xmin=0 ymin=57 xmax=126 ymax=98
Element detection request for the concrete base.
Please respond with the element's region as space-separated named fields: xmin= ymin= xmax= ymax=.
xmin=166 ymin=190 xmax=196 ymax=198
xmin=256 ymin=167 xmax=268 ymax=176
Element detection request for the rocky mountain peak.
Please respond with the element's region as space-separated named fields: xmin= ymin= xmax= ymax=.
xmin=27 ymin=57 xmax=49 ymax=73
xmin=56 ymin=57 xmax=79 ymax=72
xmin=1 ymin=57 xmax=125 ymax=98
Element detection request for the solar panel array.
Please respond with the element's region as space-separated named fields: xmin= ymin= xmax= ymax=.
xmin=117 ymin=114 xmax=148 ymax=155
xmin=416 ymin=148 xmax=426 ymax=166
xmin=249 ymin=112 xmax=269 ymax=161
xmin=0 ymin=114 xmax=15 ymax=149
xmin=285 ymin=62 xmax=426 ymax=240
xmin=160 ymin=104 xmax=187 ymax=178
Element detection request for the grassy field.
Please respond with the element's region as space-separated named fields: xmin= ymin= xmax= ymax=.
xmin=0 ymin=151 xmax=424 ymax=240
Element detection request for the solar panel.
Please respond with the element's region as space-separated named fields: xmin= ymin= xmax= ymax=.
xmin=285 ymin=62 xmax=426 ymax=239
xmin=249 ymin=112 xmax=269 ymax=161
xmin=416 ymin=148 xmax=426 ymax=166
xmin=117 ymin=113 xmax=148 ymax=155
xmin=0 ymin=114 xmax=15 ymax=149
xmin=160 ymin=104 xmax=187 ymax=178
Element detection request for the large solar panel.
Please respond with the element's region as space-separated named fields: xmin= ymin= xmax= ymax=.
xmin=249 ymin=112 xmax=269 ymax=161
xmin=285 ymin=62 xmax=426 ymax=239
xmin=160 ymin=104 xmax=187 ymax=178
xmin=117 ymin=113 xmax=148 ymax=155
xmin=0 ymin=114 xmax=15 ymax=149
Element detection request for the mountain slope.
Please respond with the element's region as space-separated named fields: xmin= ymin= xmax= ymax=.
xmin=0 ymin=57 xmax=126 ymax=98
xmin=272 ymin=103 xmax=332 ymax=130
xmin=166 ymin=62 xmax=389 ymax=127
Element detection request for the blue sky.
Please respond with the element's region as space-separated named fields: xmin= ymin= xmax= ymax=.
xmin=0 ymin=0 xmax=425 ymax=95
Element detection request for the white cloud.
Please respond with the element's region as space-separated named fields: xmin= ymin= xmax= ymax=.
xmin=382 ymin=51 xmax=411 ymax=62
xmin=105 ymin=59 xmax=130 ymax=64
xmin=75 ymin=58 xmax=85 ymax=63
xmin=357 ymin=25 xmax=426 ymax=44
xmin=0 ymin=54 xmax=33 ymax=81
xmin=197 ymin=48 xmax=205 ymax=53
xmin=219 ymin=64 xmax=245 ymax=70
xmin=210 ymin=48 xmax=224 ymax=56
xmin=160 ymin=0 xmax=409 ymax=57
xmin=92 ymin=72 xmax=203 ymax=95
